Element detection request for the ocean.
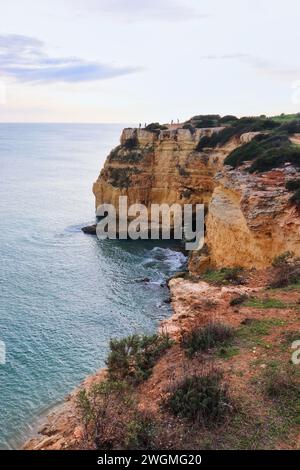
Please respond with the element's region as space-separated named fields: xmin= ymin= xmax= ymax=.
xmin=0 ymin=123 xmax=186 ymax=449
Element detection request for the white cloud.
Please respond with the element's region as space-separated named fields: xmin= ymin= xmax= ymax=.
xmin=0 ymin=34 xmax=141 ymax=83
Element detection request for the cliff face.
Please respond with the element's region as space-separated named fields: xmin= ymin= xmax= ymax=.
xmin=206 ymin=165 xmax=300 ymax=269
xmin=93 ymin=127 xmax=225 ymax=212
xmin=93 ymin=124 xmax=300 ymax=270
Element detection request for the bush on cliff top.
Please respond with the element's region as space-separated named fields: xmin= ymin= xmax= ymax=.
xmin=124 ymin=137 xmax=138 ymax=150
xmin=182 ymin=322 xmax=235 ymax=358
xmin=165 ymin=371 xmax=231 ymax=424
xmin=106 ymin=333 xmax=173 ymax=384
xmin=78 ymin=380 xmax=156 ymax=450
xmin=145 ymin=122 xmax=168 ymax=131
xmin=223 ymin=126 xmax=300 ymax=172
xmin=198 ymin=117 xmax=281 ymax=149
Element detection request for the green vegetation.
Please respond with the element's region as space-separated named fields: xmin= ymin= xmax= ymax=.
xmin=290 ymin=188 xmax=300 ymax=207
xmin=186 ymin=114 xmax=221 ymax=128
xmin=270 ymin=113 xmax=300 ymax=124
xmin=196 ymin=135 xmax=214 ymax=151
xmin=107 ymin=167 xmax=141 ymax=188
xmin=243 ymin=297 xmax=288 ymax=309
xmin=145 ymin=122 xmax=168 ymax=131
xmin=124 ymin=137 xmax=138 ymax=150
xmin=202 ymin=267 xmax=244 ymax=285
xmin=262 ymin=362 xmax=300 ymax=425
xmin=106 ymin=334 xmax=173 ymax=384
xmin=165 ymin=371 xmax=231 ymax=424
xmin=218 ymin=345 xmax=240 ymax=360
xmin=270 ymin=251 xmax=300 ymax=288
xmin=224 ymin=132 xmax=300 ymax=173
xmin=230 ymin=294 xmax=248 ymax=307
xmin=199 ymin=117 xmax=280 ymax=149
xmin=286 ymin=179 xmax=300 ymax=191
xmin=238 ymin=318 xmax=286 ymax=341
xmin=182 ymin=322 xmax=235 ymax=357
xmin=78 ymin=380 xmax=155 ymax=450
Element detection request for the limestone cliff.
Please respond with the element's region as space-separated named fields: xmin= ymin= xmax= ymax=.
xmin=93 ymin=119 xmax=300 ymax=270
xmin=206 ymin=165 xmax=300 ymax=269
xmin=93 ymin=127 xmax=225 ymax=212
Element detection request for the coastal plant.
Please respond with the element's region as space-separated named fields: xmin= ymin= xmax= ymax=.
xmin=106 ymin=333 xmax=173 ymax=384
xmin=285 ymin=179 xmax=300 ymax=192
xmin=124 ymin=137 xmax=138 ymax=150
xmin=107 ymin=167 xmax=141 ymax=188
xmin=77 ymin=380 xmax=155 ymax=450
xmin=230 ymin=294 xmax=248 ymax=307
xmin=145 ymin=122 xmax=168 ymax=131
xmin=270 ymin=252 xmax=300 ymax=288
xmin=238 ymin=318 xmax=286 ymax=341
xmin=202 ymin=267 xmax=244 ymax=285
xmin=165 ymin=370 xmax=231 ymax=424
xmin=182 ymin=322 xmax=235 ymax=358
xmin=261 ymin=362 xmax=300 ymax=423
xmin=290 ymin=188 xmax=300 ymax=207
xmin=242 ymin=297 xmax=288 ymax=309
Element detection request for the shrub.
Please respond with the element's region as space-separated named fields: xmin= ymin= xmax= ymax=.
xmin=243 ymin=297 xmax=288 ymax=309
xmin=262 ymin=363 xmax=300 ymax=425
xmin=219 ymin=115 xmax=238 ymax=124
xmin=165 ymin=371 xmax=231 ymax=424
xmin=196 ymin=135 xmax=213 ymax=151
xmin=202 ymin=117 xmax=281 ymax=149
xmin=249 ymin=145 xmax=300 ymax=173
xmin=263 ymin=363 xmax=299 ymax=400
xmin=182 ymin=322 xmax=235 ymax=357
xmin=106 ymin=334 xmax=173 ymax=384
xmin=270 ymin=252 xmax=300 ymax=288
xmin=238 ymin=318 xmax=286 ymax=342
xmin=187 ymin=115 xmax=221 ymax=128
xmin=145 ymin=123 xmax=168 ymax=131
xmin=290 ymin=188 xmax=300 ymax=207
xmin=77 ymin=380 xmax=155 ymax=450
xmin=286 ymin=179 xmax=300 ymax=191
xmin=124 ymin=137 xmax=138 ymax=150
xmin=277 ymin=119 xmax=300 ymax=134
xmin=230 ymin=295 xmax=248 ymax=307
xmin=202 ymin=267 xmax=244 ymax=285
xmin=107 ymin=167 xmax=141 ymax=188
xmin=225 ymin=133 xmax=286 ymax=167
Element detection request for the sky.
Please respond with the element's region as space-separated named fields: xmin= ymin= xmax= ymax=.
xmin=0 ymin=0 xmax=300 ymax=123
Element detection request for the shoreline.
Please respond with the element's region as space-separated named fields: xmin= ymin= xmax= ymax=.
xmin=21 ymin=249 xmax=186 ymax=450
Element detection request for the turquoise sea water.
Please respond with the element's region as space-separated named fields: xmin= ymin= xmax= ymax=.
xmin=0 ymin=124 xmax=186 ymax=449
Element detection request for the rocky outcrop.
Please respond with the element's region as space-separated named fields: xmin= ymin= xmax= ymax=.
xmin=206 ymin=164 xmax=300 ymax=269
xmin=93 ymin=125 xmax=300 ymax=270
xmin=93 ymin=127 xmax=225 ymax=214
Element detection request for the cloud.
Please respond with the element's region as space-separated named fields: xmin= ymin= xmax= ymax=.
xmin=199 ymin=53 xmax=300 ymax=80
xmin=70 ymin=0 xmax=208 ymax=22
xmin=0 ymin=34 xmax=140 ymax=83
